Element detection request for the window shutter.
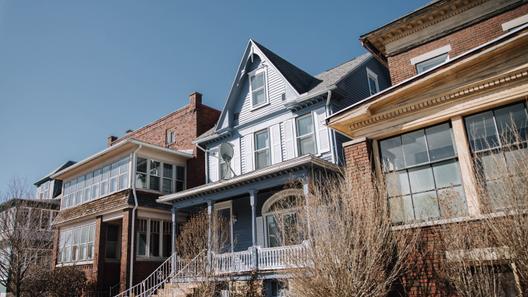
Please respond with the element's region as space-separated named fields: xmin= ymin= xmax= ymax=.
xmin=315 ymin=107 xmax=330 ymax=153
xmin=270 ymin=124 xmax=282 ymax=164
xmin=256 ymin=216 xmax=265 ymax=247
xmin=282 ymin=119 xmax=296 ymax=160
xmin=243 ymin=134 xmax=254 ymax=173
xmin=208 ymin=149 xmax=219 ymax=182
xmin=231 ymin=138 xmax=241 ymax=176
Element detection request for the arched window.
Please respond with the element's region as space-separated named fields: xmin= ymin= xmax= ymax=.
xmin=262 ymin=189 xmax=305 ymax=247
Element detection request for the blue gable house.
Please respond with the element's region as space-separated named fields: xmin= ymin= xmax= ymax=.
xmin=149 ymin=40 xmax=389 ymax=296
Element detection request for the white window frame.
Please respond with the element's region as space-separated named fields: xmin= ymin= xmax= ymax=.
xmin=214 ymin=201 xmax=234 ymax=253
xmin=57 ymin=223 xmax=95 ymax=265
xmin=248 ymin=67 xmax=269 ymax=109
xmin=37 ymin=181 xmax=51 ymax=200
xmin=135 ymin=156 xmax=185 ymax=194
xmin=254 ymin=128 xmax=271 ymax=170
xmin=166 ymin=130 xmax=176 ymax=145
xmin=62 ymin=156 xmax=130 ymax=210
xmin=295 ymin=113 xmax=317 ymax=156
xmin=366 ymin=68 xmax=380 ymax=95
xmin=136 ymin=218 xmax=171 ymax=260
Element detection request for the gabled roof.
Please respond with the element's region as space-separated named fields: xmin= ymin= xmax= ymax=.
xmin=34 ymin=161 xmax=76 ymax=186
xmin=252 ymin=41 xmax=321 ymax=94
xmin=196 ymin=41 xmax=373 ymax=144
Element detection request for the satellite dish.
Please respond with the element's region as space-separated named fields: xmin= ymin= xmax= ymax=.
xmin=220 ymin=143 xmax=234 ymax=163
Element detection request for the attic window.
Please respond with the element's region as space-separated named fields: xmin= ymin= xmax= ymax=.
xmin=249 ymin=68 xmax=268 ymax=109
xmin=166 ymin=130 xmax=176 ymax=145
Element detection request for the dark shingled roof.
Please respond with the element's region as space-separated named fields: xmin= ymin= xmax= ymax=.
xmin=252 ymin=41 xmax=321 ymax=94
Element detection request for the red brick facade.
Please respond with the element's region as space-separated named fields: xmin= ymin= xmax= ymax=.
xmin=388 ymin=3 xmax=528 ymax=84
xmin=112 ymin=92 xmax=220 ymax=188
xmin=343 ymin=138 xmax=374 ymax=188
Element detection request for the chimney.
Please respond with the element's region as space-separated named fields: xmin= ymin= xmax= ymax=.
xmin=189 ymin=91 xmax=202 ymax=107
xmin=107 ymin=135 xmax=118 ymax=147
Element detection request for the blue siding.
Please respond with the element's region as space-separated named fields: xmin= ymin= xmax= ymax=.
xmin=232 ymin=196 xmax=253 ymax=252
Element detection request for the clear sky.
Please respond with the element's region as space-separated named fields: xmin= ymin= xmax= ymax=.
xmin=0 ymin=0 xmax=428 ymax=195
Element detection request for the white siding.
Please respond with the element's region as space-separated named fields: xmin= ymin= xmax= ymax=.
xmin=270 ymin=124 xmax=282 ymax=164
xmin=281 ymin=119 xmax=296 ymax=160
xmin=231 ymin=138 xmax=241 ymax=176
xmin=208 ymin=148 xmax=219 ymax=183
xmin=238 ymin=62 xmax=287 ymax=125
xmin=314 ymin=107 xmax=330 ymax=154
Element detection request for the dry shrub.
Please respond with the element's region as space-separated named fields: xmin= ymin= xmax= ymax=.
xmin=288 ymin=169 xmax=419 ymax=297
xmin=434 ymin=127 xmax=528 ymax=296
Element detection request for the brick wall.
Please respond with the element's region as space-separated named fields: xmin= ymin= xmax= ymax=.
xmin=112 ymin=92 xmax=220 ymax=189
xmin=343 ymin=138 xmax=374 ymax=187
xmin=388 ymin=3 xmax=528 ymax=84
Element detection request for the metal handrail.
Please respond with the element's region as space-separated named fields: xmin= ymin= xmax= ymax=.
xmin=113 ymin=249 xmax=207 ymax=297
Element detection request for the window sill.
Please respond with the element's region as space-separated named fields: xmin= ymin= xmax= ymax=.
xmin=250 ymin=102 xmax=270 ymax=112
xmin=135 ymin=256 xmax=169 ymax=262
xmin=56 ymin=260 xmax=93 ymax=267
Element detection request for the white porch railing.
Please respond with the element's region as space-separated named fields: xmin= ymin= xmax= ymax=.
xmin=212 ymin=248 xmax=256 ymax=274
xmin=257 ymin=240 xmax=309 ymax=270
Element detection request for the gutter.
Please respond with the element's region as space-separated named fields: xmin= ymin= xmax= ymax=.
xmin=129 ymin=144 xmax=142 ymax=288
xmin=284 ymin=85 xmax=338 ymax=109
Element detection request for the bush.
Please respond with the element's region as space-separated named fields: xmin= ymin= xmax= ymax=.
xmin=24 ymin=266 xmax=87 ymax=297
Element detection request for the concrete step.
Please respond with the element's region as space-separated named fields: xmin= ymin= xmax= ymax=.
xmin=153 ymin=282 xmax=200 ymax=297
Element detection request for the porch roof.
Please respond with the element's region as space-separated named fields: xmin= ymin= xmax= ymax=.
xmin=157 ymin=155 xmax=339 ymax=206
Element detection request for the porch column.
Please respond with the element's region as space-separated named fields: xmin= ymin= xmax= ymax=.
xmin=171 ymin=205 xmax=178 ymax=255
xmin=92 ymin=216 xmax=104 ymax=291
xmin=249 ymin=190 xmax=258 ymax=246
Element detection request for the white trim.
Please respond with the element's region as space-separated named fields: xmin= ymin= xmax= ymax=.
xmin=410 ymin=44 xmax=452 ymax=65
xmin=502 ymin=14 xmax=528 ymax=32
xmin=254 ymin=128 xmax=271 ymax=170
xmin=249 ymin=66 xmax=270 ymax=110
xmin=102 ymin=211 xmax=123 ymax=222
xmin=214 ymin=200 xmax=234 ymax=253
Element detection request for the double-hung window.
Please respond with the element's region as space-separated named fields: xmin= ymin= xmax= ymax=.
xmin=166 ymin=130 xmax=176 ymax=145
xmin=255 ymin=129 xmax=271 ymax=170
xmin=136 ymin=218 xmax=172 ymax=258
xmin=136 ymin=157 xmax=184 ymax=194
xmin=465 ymin=102 xmax=528 ymax=211
xmin=296 ymin=114 xmax=316 ymax=156
xmin=37 ymin=181 xmax=50 ymax=199
xmin=250 ymin=69 xmax=267 ymax=108
xmin=415 ymin=54 xmax=448 ymax=74
xmin=380 ymin=123 xmax=467 ymax=224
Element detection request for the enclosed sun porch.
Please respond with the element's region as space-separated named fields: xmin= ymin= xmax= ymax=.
xmin=157 ymin=155 xmax=337 ymax=276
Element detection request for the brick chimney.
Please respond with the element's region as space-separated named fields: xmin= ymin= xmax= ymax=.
xmin=107 ymin=135 xmax=118 ymax=147
xmin=189 ymin=91 xmax=202 ymax=107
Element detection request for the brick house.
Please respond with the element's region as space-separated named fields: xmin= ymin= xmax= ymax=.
xmin=328 ymin=0 xmax=528 ymax=296
xmin=49 ymin=93 xmax=219 ymax=294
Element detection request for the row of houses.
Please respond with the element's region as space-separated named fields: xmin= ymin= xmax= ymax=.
xmin=2 ymin=0 xmax=528 ymax=296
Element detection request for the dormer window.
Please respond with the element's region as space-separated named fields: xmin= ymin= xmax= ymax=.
xmin=366 ymin=68 xmax=380 ymax=95
xmin=249 ymin=68 xmax=268 ymax=108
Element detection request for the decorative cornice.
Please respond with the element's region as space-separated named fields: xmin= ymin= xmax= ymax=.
xmin=382 ymin=0 xmax=485 ymax=45
xmin=348 ymin=68 xmax=528 ymax=131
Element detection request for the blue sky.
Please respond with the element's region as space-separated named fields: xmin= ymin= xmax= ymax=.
xmin=0 ymin=0 xmax=428 ymax=195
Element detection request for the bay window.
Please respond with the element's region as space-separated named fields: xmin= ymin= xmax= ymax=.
xmin=58 ymin=223 xmax=95 ymax=264
xmin=135 ymin=157 xmax=185 ymax=194
xmin=136 ymin=218 xmax=172 ymax=258
xmin=255 ymin=129 xmax=271 ymax=170
xmin=380 ymin=123 xmax=467 ymax=224
xmin=464 ymin=102 xmax=528 ymax=211
xmin=296 ymin=114 xmax=316 ymax=156
xmin=62 ymin=157 xmax=130 ymax=209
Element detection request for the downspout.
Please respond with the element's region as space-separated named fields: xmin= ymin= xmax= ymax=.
xmin=325 ymin=90 xmax=338 ymax=164
xmin=195 ymin=143 xmax=209 ymax=183
xmin=129 ymin=144 xmax=142 ymax=288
